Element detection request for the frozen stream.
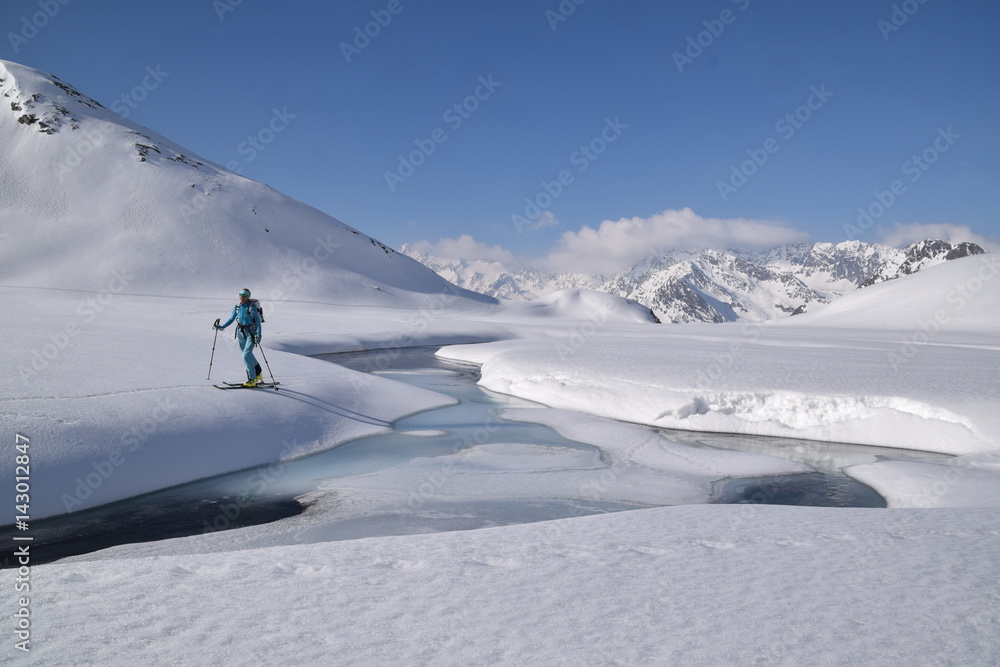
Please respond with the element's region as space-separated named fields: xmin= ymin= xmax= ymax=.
xmin=3 ymin=347 xmax=945 ymax=566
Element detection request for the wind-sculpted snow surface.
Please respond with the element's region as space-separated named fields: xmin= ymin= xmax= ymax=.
xmin=28 ymin=506 xmax=1000 ymax=665
xmin=500 ymin=287 xmax=661 ymax=323
xmin=847 ymin=457 xmax=1000 ymax=508
xmin=667 ymin=392 xmax=977 ymax=433
xmin=454 ymin=341 xmax=995 ymax=454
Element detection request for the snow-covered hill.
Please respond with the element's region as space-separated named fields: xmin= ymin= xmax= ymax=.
xmin=402 ymin=239 xmax=985 ymax=323
xmin=785 ymin=253 xmax=999 ymax=332
xmin=502 ymin=287 xmax=661 ymax=323
xmin=0 ymin=59 xmax=493 ymax=307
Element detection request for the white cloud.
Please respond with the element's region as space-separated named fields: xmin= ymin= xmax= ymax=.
xmin=539 ymin=208 xmax=809 ymax=275
xmin=877 ymin=222 xmax=999 ymax=252
xmin=405 ymin=209 xmax=812 ymax=277
xmin=529 ymin=210 xmax=560 ymax=231
xmin=404 ymin=234 xmax=519 ymax=264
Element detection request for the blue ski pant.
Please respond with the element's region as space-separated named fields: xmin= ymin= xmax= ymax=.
xmin=237 ymin=329 xmax=261 ymax=379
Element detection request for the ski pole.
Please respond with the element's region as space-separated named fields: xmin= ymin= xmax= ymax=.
xmin=256 ymin=339 xmax=278 ymax=390
xmin=207 ymin=318 xmax=220 ymax=380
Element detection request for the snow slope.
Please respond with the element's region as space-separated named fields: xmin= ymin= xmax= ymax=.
xmin=784 ymin=252 xmax=999 ymax=332
xmin=441 ymin=256 xmax=1000 ymax=456
xmin=22 ymin=505 xmax=1000 ymax=665
xmin=0 ymin=59 xmax=493 ymax=304
xmin=499 ymin=287 xmax=661 ymax=323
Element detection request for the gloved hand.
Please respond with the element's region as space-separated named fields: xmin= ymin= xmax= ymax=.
xmin=254 ymin=335 xmax=261 ymax=344
xmin=213 ymin=318 xmax=221 ymax=330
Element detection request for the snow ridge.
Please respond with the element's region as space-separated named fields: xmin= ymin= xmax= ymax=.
xmin=662 ymin=392 xmax=978 ymax=433
xmin=860 ymin=239 xmax=985 ymax=287
xmin=0 ymin=61 xmax=96 ymax=134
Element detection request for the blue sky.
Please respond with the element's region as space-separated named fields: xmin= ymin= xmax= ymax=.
xmin=3 ymin=0 xmax=998 ymax=270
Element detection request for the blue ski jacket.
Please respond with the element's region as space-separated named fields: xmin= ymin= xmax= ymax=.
xmin=219 ymin=301 xmax=262 ymax=339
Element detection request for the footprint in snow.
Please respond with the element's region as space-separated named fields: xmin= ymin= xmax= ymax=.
xmin=628 ymin=545 xmax=672 ymax=556
xmin=469 ymin=556 xmax=522 ymax=568
xmin=373 ymin=558 xmax=427 ymax=570
xmin=695 ymin=540 xmax=736 ymax=550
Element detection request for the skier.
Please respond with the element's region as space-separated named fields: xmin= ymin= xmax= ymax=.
xmin=215 ymin=288 xmax=263 ymax=387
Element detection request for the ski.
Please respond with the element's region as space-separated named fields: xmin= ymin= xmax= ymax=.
xmin=214 ymin=382 xmax=280 ymax=390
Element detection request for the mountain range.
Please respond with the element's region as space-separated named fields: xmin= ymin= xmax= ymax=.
xmin=401 ymin=239 xmax=986 ymax=323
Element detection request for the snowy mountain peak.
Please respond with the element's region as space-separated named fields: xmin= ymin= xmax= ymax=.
xmin=859 ymin=239 xmax=986 ymax=288
xmin=0 ymin=59 xmax=104 ymax=135
xmin=0 ymin=60 xmax=493 ymax=307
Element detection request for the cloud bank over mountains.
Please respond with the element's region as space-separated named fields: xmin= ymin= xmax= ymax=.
xmin=541 ymin=208 xmax=809 ymax=275
xmin=409 ymin=209 xmax=996 ymax=278
xmin=877 ymin=222 xmax=998 ymax=252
